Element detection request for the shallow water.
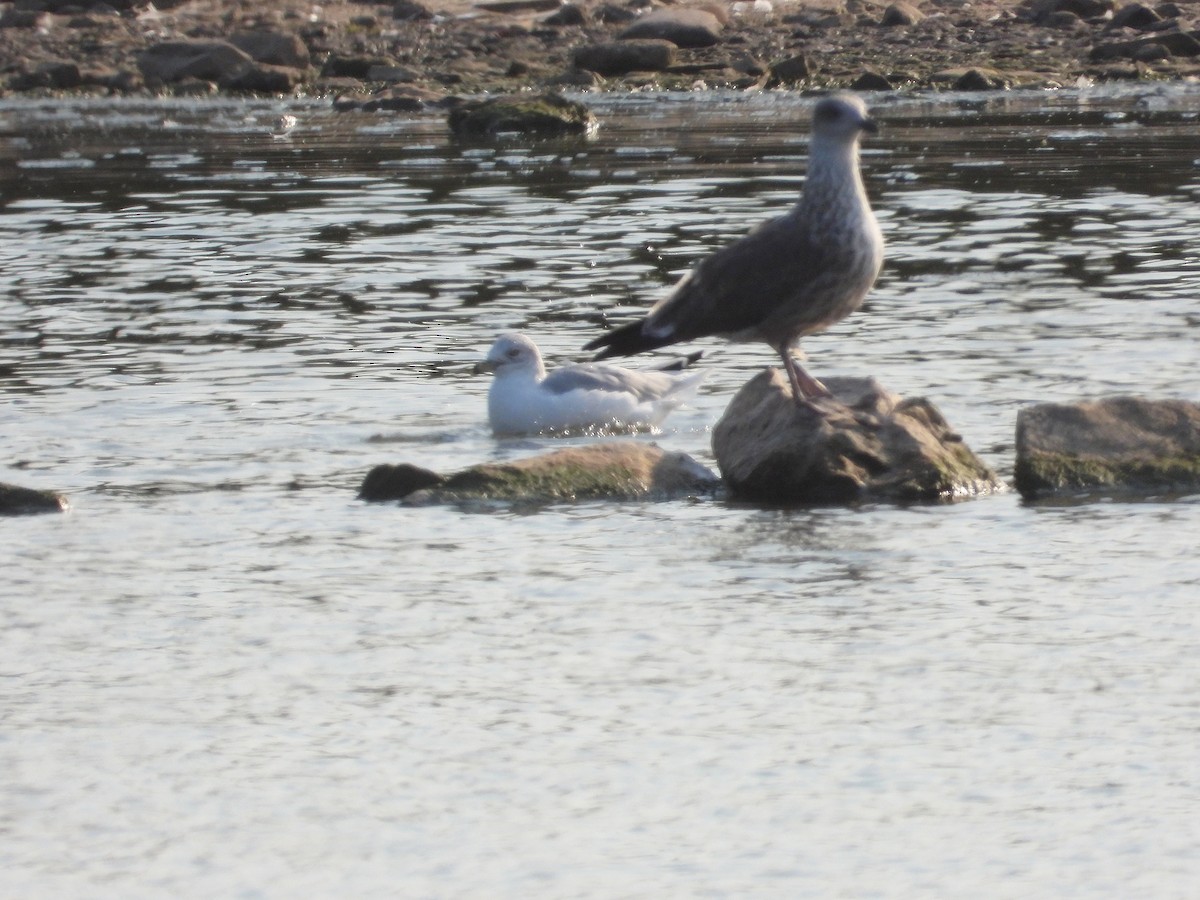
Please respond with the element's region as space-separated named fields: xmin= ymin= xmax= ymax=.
xmin=3 ymin=87 xmax=1200 ymax=897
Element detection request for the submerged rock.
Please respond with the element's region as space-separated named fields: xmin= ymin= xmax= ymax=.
xmin=712 ymin=372 xmax=1001 ymax=505
xmin=360 ymin=443 xmax=718 ymax=505
xmin=358 ymin=463 xmax=445 ymax=502
xmin=0 ymin=482 xmax=69 ymax=516
xmin=1014 ymin=397 xmax=1200 ymax=500
xmin=447 ymin=93 xmax=597 ymax=138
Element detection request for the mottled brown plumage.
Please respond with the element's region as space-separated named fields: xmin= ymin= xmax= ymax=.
xmin=585 ymin=94 xmax=884 ymax=410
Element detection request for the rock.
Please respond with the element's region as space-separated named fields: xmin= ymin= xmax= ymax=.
xmin=0 ymin=9 xmax=48 ymax=28
xmin=10 ymin=61 xmax=82 ymax=90
xmin=359 ymin=463 xmax=444 ymax=501
xmin=0 ymin=482 xmax=69 ymax=516
xmin=595 ymin=3 xmax=639 ymax=24
xmin=137 ymin=41 xmax=255 ymax=84
xmin=1107 ymin=2 xmax=1161 ymax=30
xmin=222 ymin=63 xmax=304 ymax=93
xmin=767 ymin=53 xmax=811 ymax=83
xmin=618 ymin=8 xmax=724 ymax=48
xmin=22 ymin=0 xmax=146 ymax=9
xmin=1014 ymin=397 xmax=1200 ymax=499
xmin=543 ymin=3 xmax=587 ymax=26
xmin=929 ymin=66 xmax=1037 ymax=89
xmin=173 ymin=78 xmax=219 ymax=97
xmin=851 ymin=69 xmax=894 ymax=90
xmin=1044 ymin=9 xmax=1086 ymax=27
xmin=361 ymin=443 xmax=719 ymax=505
xmin=1131 ymin=41 xmax=1171 ymax=60
xmin=545 ymin=67 xmax=606 ymax=89
xmin=950 ymin=67 xmax=1010 ymax=89
xmin=366 ymin=64 xmax=420 ymax=83
xmin=322 ymin=54 xmax=398 ymax=79
xmin=349 ymin=85 xmax=450 ymax=111
xmin=229 ymin=31 xmax=311 ymax=69
xmin=1091 ymin=30 xmax=1200 ymax=59
xmin=880 ymin=2 xmax=924 ymax=26
xmin=478 ymin=0 xmax=561 ymax=13
xmin=782 ymin=2 xmax=852 ymax=28
xmin=447 ymin=92 xmax=597 ymax=138
xmin=392 ymin=0 xmax=433 ymax=20
xmin=573 ymin=40 xmax=676 ymax=76
xmin=712 ymin=372 xmax=1001 ymax=505
xmin=1024 ymin=0 xmax=1115 ymax=24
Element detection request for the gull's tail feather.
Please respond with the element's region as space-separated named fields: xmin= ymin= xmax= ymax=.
xmin=584 ymin=321 xmax=676 ymax=361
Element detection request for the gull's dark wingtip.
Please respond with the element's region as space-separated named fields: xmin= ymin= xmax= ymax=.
xmin=584 ymin=320 xmax=676 ymax=361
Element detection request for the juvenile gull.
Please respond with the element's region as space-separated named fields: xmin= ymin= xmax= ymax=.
xmin=584 ymin=93 xmax=884 ymax=410
xmin=479 ymin=333 xmax=704 ymax=435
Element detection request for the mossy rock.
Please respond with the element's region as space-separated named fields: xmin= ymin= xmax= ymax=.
xmin=1015 ymin=397 xmax=1200 ymax=500
xmin=447 ymin=92 xmax=597 ymax=139
xmin=360 ymin=442 xmax=718 ymax=506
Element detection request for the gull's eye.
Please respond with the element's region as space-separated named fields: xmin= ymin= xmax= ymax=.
xmin=507 ymin=348 xmax=521 ymax=358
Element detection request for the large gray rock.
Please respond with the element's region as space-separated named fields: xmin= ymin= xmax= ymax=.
xmin=229 ymin=32 xmax=311 ymax=70
xmin=0 ymin=482 xmax=68 ymax=516
xmin=1015 ymin=397 xmax=1200 ymax=499
xmin=360 ymin=442 xmax=719 ymax=505
xmin=1023 ymin=0 xmax=1115 ymax=24
xmin=618 ymin=8 xmax=724 ymax=48
xmin=137 ymin=41 xmax=255 ymax=84
xmin=880 ymin=2 xmax=924 ymax=26
xmin=1091 ymin=30 xmax=1200 ymax=60
xmin=712 ymin=372 xmax=1001 ymax=505
xmin=573 ymin=40 xmax=676 ymax=76
xmin=222 ymin=63 xmax=305 ymax=94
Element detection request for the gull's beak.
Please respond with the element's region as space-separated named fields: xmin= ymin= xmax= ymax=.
xmin=474 ymin=359 xmax=498 ymax=375
xmin=861 ymin=117 xmax=878 ymax=135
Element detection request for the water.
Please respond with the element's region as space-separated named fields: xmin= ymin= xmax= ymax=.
xmin=3 ymin=87 xmax=1200 ymax=896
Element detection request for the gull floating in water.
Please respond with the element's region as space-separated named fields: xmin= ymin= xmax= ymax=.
xmin=479 ymin=333 xmax=705 ymax=436
xmin=585 ymin=93 xmax=884 ymax=411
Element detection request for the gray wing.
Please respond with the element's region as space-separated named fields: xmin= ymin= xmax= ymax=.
xmin=647 ymin=212 xmax=831 ymax=340
xmin=541 ymin=363 xmax=677 ymax=400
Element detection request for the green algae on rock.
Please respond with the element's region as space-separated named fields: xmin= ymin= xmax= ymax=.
xmin=360 ymin=442 xmax=718 ymax=506
xmin=447 ymin=92 xmax=597 ymax=139
xmin=1015 ymin=397 xmax=1200 ymax=500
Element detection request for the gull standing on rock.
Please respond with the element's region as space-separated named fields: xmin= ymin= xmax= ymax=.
xmin=479 ymin=333 xmax=705 ymax=436
xmin=584 ymin=93 xmax=884 ymax=411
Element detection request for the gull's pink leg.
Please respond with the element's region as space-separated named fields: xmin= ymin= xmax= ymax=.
xmin=781 ymin=351 xmax=828 ymax=414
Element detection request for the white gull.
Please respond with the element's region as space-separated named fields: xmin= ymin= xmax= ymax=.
xmin=479 ymin=333 xmax=704 ymax=436
xmin=584 ymin=93 xmax=884 ymax=411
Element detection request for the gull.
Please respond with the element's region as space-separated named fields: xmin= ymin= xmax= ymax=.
xmin=584 ymin=93 xmax=884 ymax=411
xmin=478 ymin=333 xmax=705 ymax=436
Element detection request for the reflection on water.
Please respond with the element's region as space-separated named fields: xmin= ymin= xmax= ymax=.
xmin=3 ymin=87 xmax=1200 ymax=896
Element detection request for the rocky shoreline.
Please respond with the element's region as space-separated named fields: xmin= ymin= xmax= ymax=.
xmin=2 ymin=0 xmax=1198 ymax=101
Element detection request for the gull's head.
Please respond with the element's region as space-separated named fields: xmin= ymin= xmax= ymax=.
xmin=810 ymin=94 xmax=877 ymax=145
xmin=478 ymin=333 xmax=546 ymax=380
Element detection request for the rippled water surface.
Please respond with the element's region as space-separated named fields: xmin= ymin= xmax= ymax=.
xmin=3 ymin=88 xmax=1200 ymax=896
